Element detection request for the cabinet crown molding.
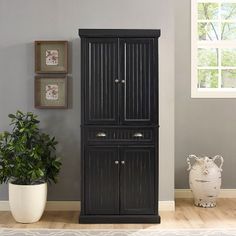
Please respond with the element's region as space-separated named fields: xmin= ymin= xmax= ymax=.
xmin=79 ymin=29 xmax=161 ymax=38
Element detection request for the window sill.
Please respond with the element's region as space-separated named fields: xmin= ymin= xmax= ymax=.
xmin=191 ymin=88 xmax=236 ymax=98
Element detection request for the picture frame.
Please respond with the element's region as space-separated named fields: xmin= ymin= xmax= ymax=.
xmin=35 ymin=76 xmax=68 ymax=109
xmin=35 ymin=41 xmax=68 ymax=73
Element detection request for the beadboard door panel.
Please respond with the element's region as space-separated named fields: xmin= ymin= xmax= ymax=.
xmin=84 ymin=146 xmax=119 ymax=215
xmin=119 ymin=146 xmax=155 ymax=215
xmin=119 ymin=38 xmax=156 ymax=125
xmin=84 ymin=38 xmax=119 ymax=125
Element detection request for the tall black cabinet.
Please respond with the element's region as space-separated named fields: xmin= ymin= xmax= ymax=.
xmin=79 ymin=29 xmax=161 ymax=223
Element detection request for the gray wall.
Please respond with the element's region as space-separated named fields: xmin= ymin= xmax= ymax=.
xmin=175 ymin=0 xmax=236 ymax=189
xmin=0 ymin=0 xmax=175 ymax=201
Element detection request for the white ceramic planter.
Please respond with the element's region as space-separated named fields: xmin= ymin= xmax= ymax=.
xmin=9 ymin=182 xmax=47 ymax=223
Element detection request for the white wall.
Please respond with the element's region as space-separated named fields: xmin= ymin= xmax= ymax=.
xmin=0 ymin=0 xmax=175 ymax=201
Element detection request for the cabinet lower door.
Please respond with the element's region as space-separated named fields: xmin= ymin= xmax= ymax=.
xmin=120 ymin=147 xmax=155 ymax=215
xmin=84 ymin=146 xmax=119 ymax=214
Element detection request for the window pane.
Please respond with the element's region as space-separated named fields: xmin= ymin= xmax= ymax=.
xmin=222 ymin=49 xmax=236 ymax=67
xmin=221 ymin=23 xmax=236 ymax=40
xmin=198 ymin=48 xmax=218 ymax=66
xmin=222 ymin=69 xmax=236 ymax=88
xmin=198 ymin=69 xmax=218 ymax=88
xmin=221 ymin=3 xmax=236 ymax=20
xmin=198 ymin=3 xmax=218 ymax=20
xmin=198 ymin=22 xmax=219 ymax=40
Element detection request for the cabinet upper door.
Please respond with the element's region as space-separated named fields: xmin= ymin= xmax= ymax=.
xmin=119 ymin=38 xmax=157 ymax=125
xmin=84 ymin=146 xmax=119 ymax=215
xmin=83 ymin=38 xmax=119 ymax=124
xmin=120 ymin=146 xmax=156 ymax=215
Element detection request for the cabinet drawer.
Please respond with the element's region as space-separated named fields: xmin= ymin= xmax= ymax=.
xmin=85 ymin=127 xmax=155 ymax=144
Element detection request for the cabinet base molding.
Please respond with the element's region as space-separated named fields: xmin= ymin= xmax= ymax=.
xmin=79 ymin=214 xmax=161 ymax=224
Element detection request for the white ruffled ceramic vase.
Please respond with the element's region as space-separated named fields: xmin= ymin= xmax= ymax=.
xmin=187 ymin=155 xmax=223 ymax=208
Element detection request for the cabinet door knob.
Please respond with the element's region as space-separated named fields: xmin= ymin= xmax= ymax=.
xmin=115 ymin=79 xmax=119 ymax=83
xmin=121 ymin=80 xmax=125 ymax=83
xmin=133 ymin=132 xmax=143 ymax=138
xmin=121 ymin=161 xmax=125 ymax=165
xmin=96 ymin=132 xmax=106 ymax=137
xmin=115 ymin=161 xmax=119 ymax=165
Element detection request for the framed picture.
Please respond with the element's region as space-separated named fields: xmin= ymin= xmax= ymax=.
xmin=35 ymin=41 xmax=68 ymax=73
xmin=35 ymin=76 xmax=68 ymax=109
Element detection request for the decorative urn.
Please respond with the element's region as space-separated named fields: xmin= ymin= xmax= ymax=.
xmin=187 ymin=155 xmax=223 ymax=208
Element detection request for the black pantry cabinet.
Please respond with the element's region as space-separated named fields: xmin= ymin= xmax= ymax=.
xmin=79 ymin=29 xmax=161 ymax=224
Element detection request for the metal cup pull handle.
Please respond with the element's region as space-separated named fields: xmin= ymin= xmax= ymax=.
xmin=96 ymin=132 xmax=107 ymax=137
xmin=133 ymin=132 xmax=143 ymax=138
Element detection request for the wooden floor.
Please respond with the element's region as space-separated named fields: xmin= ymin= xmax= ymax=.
xmin=0 ymin=198 xmax=236 ymax=229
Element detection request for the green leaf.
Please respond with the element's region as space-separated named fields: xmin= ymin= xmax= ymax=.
xmin=8 ymin=114 xmax=16 ymax=119
xmin=37 ymin=169 xmax=44 ymax=177
xmin=16 ymin=110 xmax=23 ymax=115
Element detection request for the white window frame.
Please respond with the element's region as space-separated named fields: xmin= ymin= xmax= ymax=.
xmin=191 ymin=0 xmax=236 ymax=98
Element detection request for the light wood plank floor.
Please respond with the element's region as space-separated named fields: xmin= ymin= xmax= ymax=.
xmin=0 ymin=198 xmax=236 ymax=229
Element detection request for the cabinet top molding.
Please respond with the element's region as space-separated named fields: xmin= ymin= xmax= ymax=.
xmin=78 ymin=29 xmax=161 ymax=38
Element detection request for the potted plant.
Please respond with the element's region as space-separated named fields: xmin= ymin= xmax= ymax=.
xmin=0 ymin=111 xmax=61 ymax=223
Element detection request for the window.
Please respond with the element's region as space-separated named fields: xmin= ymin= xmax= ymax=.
xmin=192 ymin=0 xmax=236 ymax=98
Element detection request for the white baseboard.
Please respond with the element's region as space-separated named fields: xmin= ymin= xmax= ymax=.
xmin=159 ymin=201 xmax=175 ymax=211
xmin=0 ymin=201 xmax=81 ymax=212
xmin=0 ymin=201 xmax=10 ymax=211
xmin=0 ymin=200 xmax=175 ymax=212
xmin=175 ymin=189 xmax=236 ymax=198
xmin=1 ymin=189 xmax=235 ymax=212
xmin=175 ymin=189 xmax=193 ymax=198
xmin=45 ymin=201 xmax=81 ymax=211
